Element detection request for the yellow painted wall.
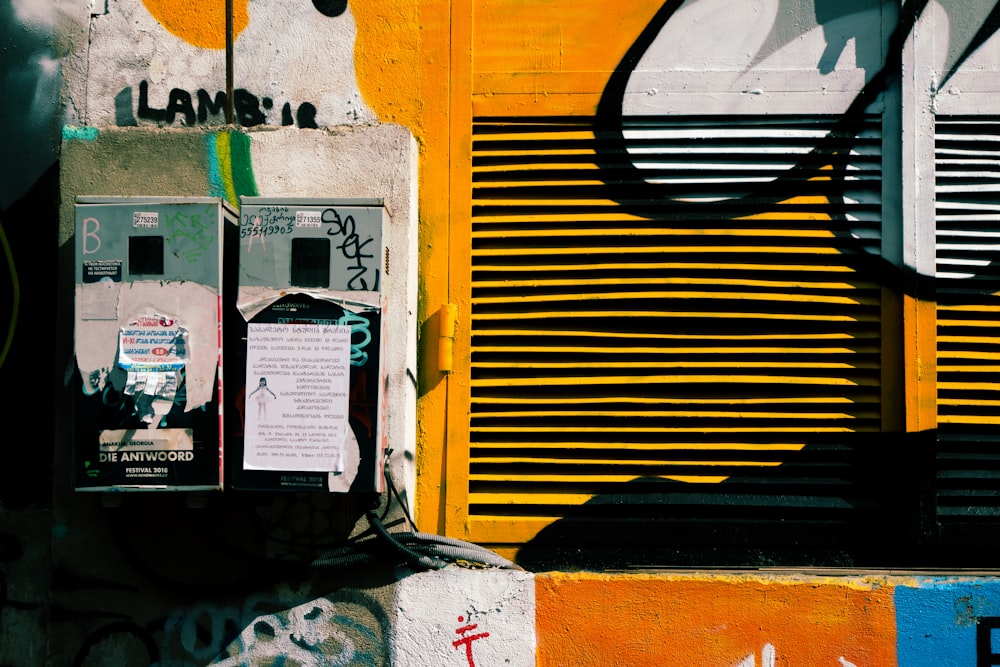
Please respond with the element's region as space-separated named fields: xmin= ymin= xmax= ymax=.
xmin=349 ymin=0 xmax=730 ymax=539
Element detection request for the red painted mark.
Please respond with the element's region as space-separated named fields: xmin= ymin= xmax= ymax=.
xmin=453 ymin=615 xmax=489 ymax=667
xmin=348 ymin=370 xmax=374 ymax=436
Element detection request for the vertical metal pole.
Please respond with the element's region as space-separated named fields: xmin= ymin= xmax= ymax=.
xmin=225 ymin=0 xmax=234 ymax=125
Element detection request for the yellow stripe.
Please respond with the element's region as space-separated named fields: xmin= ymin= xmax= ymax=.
xmin=473 ymin=162 xmax=600 ymax=172
xmin=939 ymin=335 xmax=1000 ymax=343
xmin=471 ymin=374 xmax=877 ymax=387
xmin=473 ymin=330 xmax=877 ymax=340
xmin=472 ymin=348 xmax=880 ymax=355
xmin=471 ymin=426 xmax=861 ymax=433
xmin=473 ymin=262 xmax=859 ymax=272
xmin=471 ymin=410 xmax=873 ymax=419
xmin=215 ymin=132 xmax=238 ymax=205
xmin=472 ymin=291 xmax=876 ymax=305
xmin=473 ymin=310 xmax=877 ymax=322
xmin=939 ymin=415 xmax=1000 ymax=424
xmin=938 ymin=319 xmax=1000 ymax=326
xmin=470 ymin=492 xmax=601 ymax=505
xmin=469 ymin=485 xmax=736 ymax=504
xmin=473 ymin=180 xmax=607 ymax=188
xmin=471 ymin=471 xmax=787 ymax=483
xmin=472 ymin=245 xmax=848 ymax=255
xmin=469 ymin=442 xmax=807 ymax=450
xmin=472 ymin=360 xmax=878 ymax=370
xmin=938 ymin=398 xmax=1000 ymax=406
xmin=938 ymin=382 xmax=1000 ymax=390
xmin=938 ymin=351 xmax=1000 ymax=360
xmin=471 ymin=396 xmax=869 ymax=405
xmin=472 ymin=130 xmax=596 ymax=142
xmin=472 ymin=457 xmax=785 ymax=467
xmin=471 ymin=213 xmax=669 ymax=223
xmin=473 ymin=277 xmax=869 ymax=289
xmin=473 ymin=228 xmax=848 ymax=239
xmin=938 ymin=304 xmax=1000 ymax=312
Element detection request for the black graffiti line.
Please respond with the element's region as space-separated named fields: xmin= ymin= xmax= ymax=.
xmin=593 ymin=0 xmax=939 ymax=296
xmin=325 ymin=211 xmax=377 ymax=290
xmin=0 ymin=215 xmax=18 ymax=369
xmin=129 ymin=81 xmax=319 ymax=128
xmin=339 ymin=236 xmax=375 ymax=290
xmin=978 ymin=616 xmax=1000 ymax=666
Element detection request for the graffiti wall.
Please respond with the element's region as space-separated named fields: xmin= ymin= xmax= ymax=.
xmin=81 ymin=1 xmax=373 ymax=129
xmin=535 ymin=572 xmax=1000 ymax=667
xmin=8 ymin=0 xmax=1000 ymax=664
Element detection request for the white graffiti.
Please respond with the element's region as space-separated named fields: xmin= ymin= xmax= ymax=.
xmin=211 ymin=598 xmax=357 ymax=667
xmin=155 ymin=589 xmax=387 ymax=666
xmin=736 ymin=642 xmax=775 ymax=667
xmin=734 ymin=643 xmax=860 ymax=667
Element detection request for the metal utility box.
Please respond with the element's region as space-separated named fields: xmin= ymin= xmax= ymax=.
xmin=73 ymin=197 xmax=237 ymax=492
xmin=230 ymin=197 xmax=388 ymax=493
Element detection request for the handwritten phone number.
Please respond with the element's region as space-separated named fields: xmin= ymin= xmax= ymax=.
xmin=241 ymin=222 xmax=294 ymax=239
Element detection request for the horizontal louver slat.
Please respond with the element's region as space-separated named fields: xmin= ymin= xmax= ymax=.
xmin=935 ymin=116 xmax=1000 ymax=525
xmin=469 ymin=115 xmax=883 ymax=539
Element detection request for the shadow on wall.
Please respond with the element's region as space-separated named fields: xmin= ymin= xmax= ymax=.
xmin=504 ymin=0 xmax=1000 ymax=572
xmin=50 ymin=490 xmax=398 ymax=665
xmin=512 ymin=431 xmax=909 ymax=571
xmin=0 ymin=163 xmax=59 ymax=510
xmin=513 ymin=428 xmax=1000 ymax=571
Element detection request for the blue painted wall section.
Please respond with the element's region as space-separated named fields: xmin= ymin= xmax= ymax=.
xmin=897 ymin=579 xmax=1000 ymax=667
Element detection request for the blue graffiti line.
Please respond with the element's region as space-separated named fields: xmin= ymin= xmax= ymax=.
xmin=206 ymin=134 xmax=225 ymax=200
xmin=337 ymin=312 xmax=371 ymax=366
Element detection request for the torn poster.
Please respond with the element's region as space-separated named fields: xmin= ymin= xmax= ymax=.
xmin=117 ymin=313 xmax=188 ymax=425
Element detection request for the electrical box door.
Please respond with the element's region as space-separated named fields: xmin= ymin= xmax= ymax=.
xmin=230 ymin=197 xmax=388 ymax=493
xmin=73 ymin=197 xmax=237 ymax=492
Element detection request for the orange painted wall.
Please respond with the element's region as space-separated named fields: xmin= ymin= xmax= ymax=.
xmin=535 ymin=573 xmax=897 ymax=666
xmin=140 ymin=0 xmax=249 ymax=49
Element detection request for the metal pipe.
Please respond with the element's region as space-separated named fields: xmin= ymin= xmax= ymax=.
xmin=225 ymin=0 xmax=234 ymax=125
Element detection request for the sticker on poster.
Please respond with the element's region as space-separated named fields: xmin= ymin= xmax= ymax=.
xmin=118 ymin=313 xmax=187 ymax=423
xmin=243 ymin=323 xmax=352 ymax=472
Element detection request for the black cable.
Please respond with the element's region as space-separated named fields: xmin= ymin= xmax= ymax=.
xmin=365 ymin=510 xmax=446 ymax=570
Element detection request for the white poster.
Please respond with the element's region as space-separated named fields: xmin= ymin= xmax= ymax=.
xmin=243 ymin=323 xmax=352 ymax=472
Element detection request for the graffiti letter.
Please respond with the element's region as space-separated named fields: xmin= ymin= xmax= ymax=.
xmin=137 ymin=80 xmax=167 ymax=123
xmin=337 ymin=312 xmax=371 ymax=366
xmin=197 ymin=90 xmax=226 ymax=123
xmin=977 ymin=617 xmax=1000 ymax=666
xmin=166 ymin=88 xmax=196 ymax=126
xmin=297 ymin=102 xmax=318 ymax=129
xmin=115 ymin=87 xmax=137 ymax=126
xmin=82 ymin=217 xmax=101 ymax=255
xmin=234 ymin=89 xmax=266 ymax=127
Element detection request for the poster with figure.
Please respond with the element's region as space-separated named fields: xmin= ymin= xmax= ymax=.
xmin=243 ymin=322 xmax=352 ymax=472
